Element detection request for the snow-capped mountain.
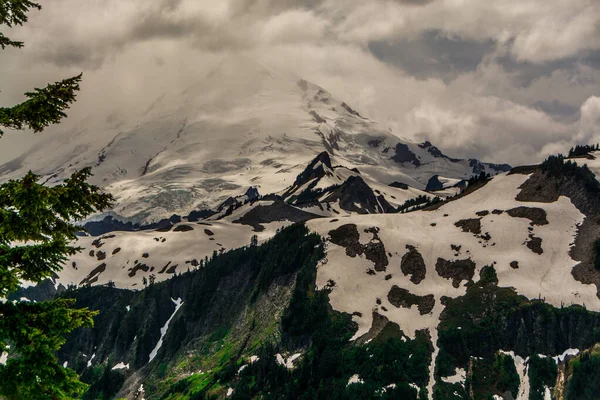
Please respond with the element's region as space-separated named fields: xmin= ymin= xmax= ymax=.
xmin=12 ymin=148 xmax=600 ymax=400
xmin=0 ymin=58 xmax=508 ymax=224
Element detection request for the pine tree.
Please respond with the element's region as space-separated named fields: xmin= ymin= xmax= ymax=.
xmin=0 ymin=2 xmax=113 ymax=399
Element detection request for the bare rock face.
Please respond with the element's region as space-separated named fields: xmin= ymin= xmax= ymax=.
xmin=436 ymin=258 xmax=476 ymax=288
xmin=387 ymin=285 xmax=435 ymax=315
xmin=400 ymin=245 xmax=426 ymax=284
xmin=391 ymin=143 xmax=421 ymax=167
xmin=322 ymin=176 xmax=394 ymax=214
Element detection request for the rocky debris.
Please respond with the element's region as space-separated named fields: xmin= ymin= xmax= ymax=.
xmin=112 ymin=248 xmax=121 ymax=255
xmin=510 ymin=261 xmax=519 ymax=269
xmin=507 ymin=207 xmax=549 ymax=226
xmin=436 ymin=258 xmax=476 ymax=288
xmin=400 ymin=245 xmax=426 ymax=284
xmin=142 ymin=253 xmax=149 ymax=258
xmin=97 ymin=251 xmax=107 ymax=261
xmin=526 ymin=235 xmax=544 ymax=255
xmin=387 ymin=286 xmax=435 ymax=315
xmin=492 ymin=209 xmax=504 ymax=215
xmin=91 ymin=238 xmax=104 ymax=248
xmin=328 ymin=224 xmax=389 ymax=271
xmin=89 ymin=250 xmax=95 ymax=257
xmin=204 ymin=229 xmax=215 ymax=236
xmin=173 ymin=225 xmax=194 ymax=232
xmin=455 ymin=218 xmax=482 ymax=235
xmin=476 ymin=210 xmax=490 ymax=217
xmin=80 ymin=263 xmax=107 ymax=286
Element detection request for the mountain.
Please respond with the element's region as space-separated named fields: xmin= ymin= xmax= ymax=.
xmin=0 ymin=58 xmax=509 ymax=225
xmin=9 ymin=150 xmax=600 ymax=400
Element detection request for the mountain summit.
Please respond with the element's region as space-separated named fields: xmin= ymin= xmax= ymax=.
xmin=0 ymin=59 xmax=509 ymax=224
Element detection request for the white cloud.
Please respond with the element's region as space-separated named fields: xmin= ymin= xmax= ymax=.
xmin=0 ymin=0 xmax=599 ymax=166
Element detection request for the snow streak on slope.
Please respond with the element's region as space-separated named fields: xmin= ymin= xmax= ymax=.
xmin=308 ymin=172 xmax=598 ymax=396
xmin=149 ymin=297 xmax=184 ymax=363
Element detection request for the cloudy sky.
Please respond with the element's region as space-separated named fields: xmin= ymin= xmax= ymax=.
xmin=1 ymin=0 xmax=599 ymax=165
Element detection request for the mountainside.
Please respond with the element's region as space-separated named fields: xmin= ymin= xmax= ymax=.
xmin=0 ymin=58 xmax=508 ymax=225
xmin=8 ymin=150 xmax=600 ymax=400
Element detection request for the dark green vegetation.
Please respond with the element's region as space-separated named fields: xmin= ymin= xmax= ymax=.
xmin=467 ymin=171 xmax=491 ymax=186
xmin=1 ymin=1 xmax=110 ymax=398
xmin=0 ymin=168 xmax=112 ymax=399
xmin=528 ymin=355 xmax=557 ymax=400
xmin=467 ymin=353 xmax=520 ymax=400
xmin=434 ymin=266 xmax=600 ymax=400
xmin=54 ymin=224 xmax=434 ymax=399
xmin=568 ymin=144 xmax=599 ymax=158
xmin=541 ymin=154 xmax=600 ymax=194
xmin=398 ymin=195 xmax=442 ymax=213
xmin=566 ymin=348 xmax=600 ymax=400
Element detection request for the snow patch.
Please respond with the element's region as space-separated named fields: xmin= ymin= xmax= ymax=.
xmin=441 ymin=367 xmax=466 ymax=386
xmin=87 ymin=353 xmax=96 ymax=368
xmin=347 ymin=374 xmax=364 ymax=386
xmin=112 ymin=362 xmax=130 ymax=370
xmin=553 ymin=348 xmax=579 ymax=363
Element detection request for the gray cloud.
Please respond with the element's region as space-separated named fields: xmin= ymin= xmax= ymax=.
xmin=1 ymin=0 xmax=599 ymax=167
xmin=369 ymin=30 xmax=495 ymax=82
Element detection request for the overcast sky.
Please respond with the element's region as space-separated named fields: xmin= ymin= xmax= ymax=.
xmin=1 ymin=0 xmax=599 ymax=165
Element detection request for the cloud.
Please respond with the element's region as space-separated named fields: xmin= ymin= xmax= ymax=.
xmin=0 ymin=0 xmax=599 ymax=167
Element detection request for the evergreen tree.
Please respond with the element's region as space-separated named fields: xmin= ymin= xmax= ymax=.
xmin=0 ymin=2 xmax=113 ymax=398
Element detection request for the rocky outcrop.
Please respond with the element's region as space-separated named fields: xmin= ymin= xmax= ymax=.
xmin=233 ymin=200 xmax=320 ymax=232
xmin=387 ymin=286 xmax=435 ymax=315
xmin=436 ymin=258 xmax=476 ymax=288
xmin=507 ymin=206 xmax=549 ymax=226
xmin=322 ymin=176 xmax=394 ymax=214
xmin=328 ymin=224 xmax=389 ymax=272
xmin=391 ymin=143 xmax=421 ymax=167
xmin=455 ymin=218 xmax=482 ymax=235
xmin=400 ymin=245 xmax=427 ymax=284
